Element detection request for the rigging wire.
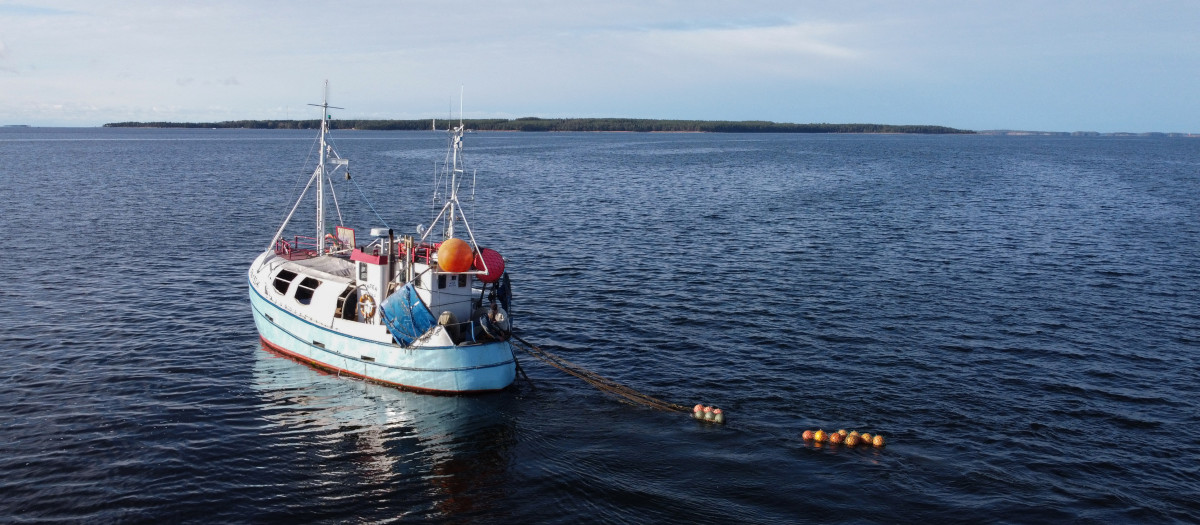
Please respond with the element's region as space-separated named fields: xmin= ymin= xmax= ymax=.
xmin=327 ymin=172 xmax=344 ymax=227
xmin=347 ymin=173 xmax=391 ymax=231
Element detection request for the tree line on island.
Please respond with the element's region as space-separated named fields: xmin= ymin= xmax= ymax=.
xmin=104 ymin=117 xmax=972 ymax=134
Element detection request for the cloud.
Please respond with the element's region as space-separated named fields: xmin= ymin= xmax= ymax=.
xmin=0 ymin=38 xmax=18 ymax=74
xmin=646 ymin=21 xmax=862 ymax=61
xmin=0 ymin=4 xmax=77 ymax=16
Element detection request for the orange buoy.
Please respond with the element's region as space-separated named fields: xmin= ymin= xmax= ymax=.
xmin=845 ymin=434 xmax=861 ymax=446
xmin=437 ymin=237 xmax=474 ymax=273
xmin=802 ymin=430 xmax=815 ymax=441
xmin=829 ymin=432 xmax=843 ymax=444
xmin=872 ymin=435 xmax=886 ymax=447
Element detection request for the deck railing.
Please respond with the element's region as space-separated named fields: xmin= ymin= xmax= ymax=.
xmin=274 ymin=235 xmax=320 ymax=258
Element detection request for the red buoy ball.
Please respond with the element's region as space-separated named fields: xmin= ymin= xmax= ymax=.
xmin=829 ymin=432 xmax=843 ymax=444
xmin=802 ymin=430 xmax=815 ymax=441
xmin=437 ymin=238 xmax=474 ymax=273
xmin=473 ymin=248 xmax=505 ymax=283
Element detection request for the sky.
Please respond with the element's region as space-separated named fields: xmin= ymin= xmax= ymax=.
xmin=1 ymin=1 xmax=1197 ymax=132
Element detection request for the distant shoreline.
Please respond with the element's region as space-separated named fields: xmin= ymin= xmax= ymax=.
xmin=92 ymin=119 xmax=1200 ymax=136
xmin=102 ymin=118 xmax=972 ymax=134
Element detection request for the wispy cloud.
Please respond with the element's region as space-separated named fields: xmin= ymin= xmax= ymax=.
xmin=0 ymin=4 xmax=78 ymax=16
xmin=643 ymin=21 xmax=863 ymax=61
xmin=0 ymin=38 xmax=13 ymax=73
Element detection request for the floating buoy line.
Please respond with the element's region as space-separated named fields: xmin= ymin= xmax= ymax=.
xmin=692 ymin=404 xmax=725 ymax=424
xmin=512 ymin=334 xmax=886 ymax=443
xmin=801 ymin=429 xmax=885 ymax=448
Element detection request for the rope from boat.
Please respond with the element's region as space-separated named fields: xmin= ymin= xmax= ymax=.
xmin=511 ymin=334 xmax=688 ymax=413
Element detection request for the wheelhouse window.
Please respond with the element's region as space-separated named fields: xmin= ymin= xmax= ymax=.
xmin=273 ymin=270 xmax=298 ymax=294
xmin=294 ymin=277 xmax=321 ymax=305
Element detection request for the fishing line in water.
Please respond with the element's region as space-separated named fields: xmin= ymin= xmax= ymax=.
xmin=511 ymin=335 xmax=888 ymax=445
xmin=511 ymin=334 xmax=689 ymax=414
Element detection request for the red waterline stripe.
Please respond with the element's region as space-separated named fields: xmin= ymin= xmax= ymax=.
xmin=258 ymin=336 xmax=506 ymax=395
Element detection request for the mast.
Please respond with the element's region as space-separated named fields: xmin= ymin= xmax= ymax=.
xmin=308 ymin=81 xmax=343 ymax=254
xmin=447 ymin=123 xmax=461 ymax=238
xmin=447 ymin=87 xmax=465 ymax=239
xmin=421 ymin=89 xmax=485 ymax=259
xmin=266 ymin=82 xmax=348 ymax=253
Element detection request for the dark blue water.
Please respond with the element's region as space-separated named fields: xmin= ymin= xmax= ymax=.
xmin=2 ymin=127 xmax=1198 ymax=523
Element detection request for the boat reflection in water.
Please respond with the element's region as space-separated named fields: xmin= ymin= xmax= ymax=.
xmin=251 ymin=343 xmax=518 ymax=519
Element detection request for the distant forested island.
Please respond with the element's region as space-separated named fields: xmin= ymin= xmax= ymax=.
xmin=103 ymin=117 xmax=972 ymax=134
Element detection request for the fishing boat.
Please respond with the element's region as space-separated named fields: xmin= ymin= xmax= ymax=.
xmin=247 ymin=85 xmax=516 ymax=393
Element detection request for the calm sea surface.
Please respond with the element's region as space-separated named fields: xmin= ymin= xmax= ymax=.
xmin=1 ymin=127 xmax=1198 ymax=523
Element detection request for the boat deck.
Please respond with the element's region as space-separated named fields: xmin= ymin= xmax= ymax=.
xmin=275 ymin=252 xmax=356 ymax=279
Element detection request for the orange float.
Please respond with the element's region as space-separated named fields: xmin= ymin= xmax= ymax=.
xmin=437 ymin=237 xmax=474 ymax=273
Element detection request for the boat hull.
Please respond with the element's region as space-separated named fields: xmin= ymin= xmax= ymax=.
xmin=249 ymin=282 xmax=516 ymax=393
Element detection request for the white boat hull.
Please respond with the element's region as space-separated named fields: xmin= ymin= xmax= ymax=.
xmin=249 ymin=281 xmax=516 ymax=393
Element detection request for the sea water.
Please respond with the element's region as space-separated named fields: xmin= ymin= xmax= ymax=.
xmin=1 ymin=127 xmax=1198 ymax=523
